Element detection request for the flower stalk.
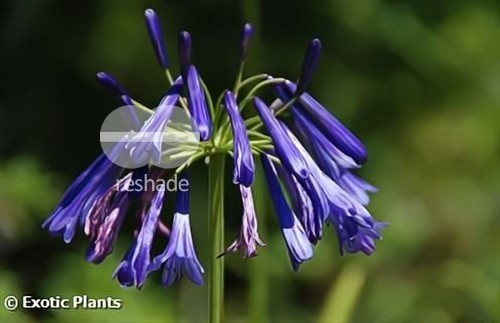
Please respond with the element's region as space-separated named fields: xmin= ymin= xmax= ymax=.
xmin=208 ymin=153 xmax=225 ymax=323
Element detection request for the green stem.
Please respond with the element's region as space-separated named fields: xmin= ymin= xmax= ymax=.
xmin=208 ymin=153 xmax=225 ymax=323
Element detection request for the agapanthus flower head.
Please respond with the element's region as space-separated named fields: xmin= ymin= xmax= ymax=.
xmin=144 ymin=8 xmax=169 ymax=69
xmin=43 ymin=8 xmax=385 ymax=291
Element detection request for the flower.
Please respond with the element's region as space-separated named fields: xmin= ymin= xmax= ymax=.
xmin=125 ymin=77 xmax=182 ymax=166
xmin=149 ymin=175 xmax=204 ymax=286
xmin=186 ymin=66 xmax=212 ymax=141
xmin=144 ymin=8 xmax=169 ymax=69
xmin=283 ymin=81 xmax=368 ymax=164
xmin=113 ymin=182 xmax=166 ymax=289
xmin=178 ymin=31 xmax=192 ymax=75
xmin=240 ymin=23 xmax=254 ymax=62
xmin=295 ymin=39 xmax=321 ymax=96
xmin=42 ymin=150 xmax=123 ymax=243
xmin=96 ymin=72 xmax=128 ymax=96
xmin=43 ymin=8 xmax=386 ymax=290
xmin=223 ymin=90 xmax=255 ymax=187
xmin=84 ymin=173 xmax=132 ymax=264
xmin=222 ymin=185 xmax=265 ymax=258
xmin=261 ymin=154 xmax=313 ymax=271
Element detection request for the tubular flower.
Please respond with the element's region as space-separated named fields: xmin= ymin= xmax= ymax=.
xmin=261 ymin=154 xmax=313 ymax=271
xmin=223 ymin=90 xmax=255 ymax=187
xmin=43 ymin=8 xmax=385 ymax=290
xmin=186 ymin=66 xmax=212 ymax=141
xmin=222 ymin=185 xmax=265 ymax=258
xmin=149 ymin=174 xmax=204 ymax=286
xmin=113 ymin=182 xmax=166 ymax=289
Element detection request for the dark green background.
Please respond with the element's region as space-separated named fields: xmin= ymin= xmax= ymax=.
xmin=1 ymin=0 xmax=499 ymax=322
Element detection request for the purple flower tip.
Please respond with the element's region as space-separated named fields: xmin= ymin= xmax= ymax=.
xmin=96 ymin=72 xmax=127 ymax=96
xmin=296 ymin=38 xmax=322 ymax=95
xmin=240 ymin=23 xmax=254 ymax=61
xmin=178 ymin=31 xmax=192 ymax=74
xmin=145 ymin=8 xmax=169 ymax=69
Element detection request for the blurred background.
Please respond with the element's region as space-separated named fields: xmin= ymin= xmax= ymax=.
xmin=1 ymin=0 xmax=500 ymax=322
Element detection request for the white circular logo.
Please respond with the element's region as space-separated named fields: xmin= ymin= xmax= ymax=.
xmin=100 ymin=104 xmax=200 ymax=169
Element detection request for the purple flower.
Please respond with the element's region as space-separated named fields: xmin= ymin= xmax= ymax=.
xmin=279 ymin=167 xmax=320 ymax=244
xmin=125 ymin=77 xmax=182 ymax=166
xmin=42 ymin=151 xmax=123 ymax=243
xmin=240 ymin=23 xmax=254 ymax=61
xmin=120 ymin=95 xmax=142 ymax=131
xmin=261 ymin=154 xmax=313 ymax=271
xmin=96 ymin=72 xmax=128 ymax=96
xmin=144 ymin=9 xmax=169 ymax=69
xmin=113 ymin=183 xmax=165 ymax=289
xmin=222 ymin=185 xmax=265 ymax=258
xmin=84 ymin=173 xmax=132 ymax=264
xmin=149 ymin=175 xmax=204 ymax=286
xmin=284 ymin=81 xmax=368 ymax=164
xmin=178 ymin=31 xmax=192 ymax=75
xmin=296 ymin=39 xmax=321 ymax=95
xmin=186 ymin=66 xmax=212 ymax=141
xmin=224 ymin=90 xmax=255 ymax=187
xmin=253 ymin=97 xmax=309 ymax=180
xmin=292 ymin=106 xmax=377 ymax=205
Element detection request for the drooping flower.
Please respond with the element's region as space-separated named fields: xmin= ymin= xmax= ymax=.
xmin=261 ymin=154 xmax=313 ymax=271
xmin=84 ymin=173 xmax=132 ymax=264
xmin=222 ymin=185 xmax=265 ymax=258
xmin=186 ymin=66 xmax=212 ymax=141
xmin=113 ymin=183 xmax=166 ymax=289
xmin=42 ymin=148 xmax=123 ymax=243
xmin=149 ymin=174 xmax=204 ymax=286
xmin=223 ymin=90 xmax=255 ymax=187
xmin=43 ymin=7 xmax=385 ymax=291
xmin=144 ymin=8 xmax=169 ymax=69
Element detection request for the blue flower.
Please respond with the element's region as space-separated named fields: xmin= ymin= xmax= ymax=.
xmin=149 ymin=175 xmax=204 ymax=286
xmin=85 ymin=173 xmax=132 ymax=264
xmin=261 ymin=154 xmax=313 ymax=271
xmin=113 ymin=183 xmax=165 ymax=289
xmin=223 ymin=90 xmax=255 ymax=187
xmin=125 ymin=77 xmax=182 ymax=166
xmin=295 ymin=39 xmax=321 ymax=95
xmin=253 ymin=97 xmax=310 ymax=180
xmin=283 ymin=81 xmax=368 ymax=164
xmin=186 ymin=66 xmax=212 ymax=141
xmin=144 ymin=9 xmax=169 ymax=69
xmin=279 ymin=166 xmax=320 ymax=244
xmin=42 ymin=150 xmax=123 ymax=243
xmin=222 ymin=185 xmax=265 ymax=258
xmin=240 ymin=23 xmax=254 ymax=62
xmin=292 ymin=105 xmax=377 ymax=205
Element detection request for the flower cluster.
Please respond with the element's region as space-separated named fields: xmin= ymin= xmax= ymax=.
xmin=43 ymin=8 xmax=385 ymax=288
